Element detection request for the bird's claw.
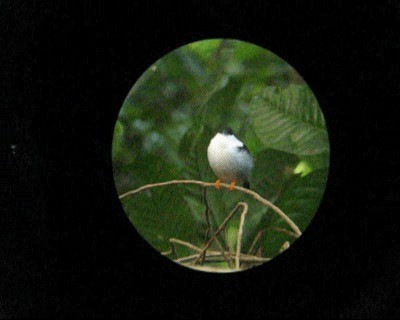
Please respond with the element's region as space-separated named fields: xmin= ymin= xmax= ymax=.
xmin=228 ymin=181 xmax=236 ymax=191
xmin=214 ymin=179 xmax=221 ymax=190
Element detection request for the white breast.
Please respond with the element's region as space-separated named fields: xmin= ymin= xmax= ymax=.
xmin=207 ymin=133 xmax=253 ymax=184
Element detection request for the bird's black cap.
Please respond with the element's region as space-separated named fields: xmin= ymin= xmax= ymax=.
xmin=221 ymin=127 xmax=234 ymax=135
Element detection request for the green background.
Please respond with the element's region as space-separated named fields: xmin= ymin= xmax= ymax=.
xmin=112 ymin=39 xmax=330 ymax=269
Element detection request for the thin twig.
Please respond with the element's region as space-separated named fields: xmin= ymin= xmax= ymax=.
xmin=202 ymin=186 xmax=212 ymax=243
xmin=161 ymin=240 xmax=176 ymax=257
xmin=188 ymin=265 xmax=232 ymax=273
xmin=235 ymin=202 xmax=248 ymax=269
xmin=215 ymin=237 xmax=234 ymax=269
xmin=279 ymin=241 xmax=290 ymax=253
xmin=200 ymin=255 xmax=270 ymax=263
xmin=200 ymin=186 xmax=211 ymax=264
xmin=200 ymin=186 xmax=231 ymax=266
xmin=193 ymin=202 xmax=247 ymax=265
xmin=270 ymin=226 xmax=298 ymax=238
xmin=162 ymin=238 xmax=202 ymax=256
xmin=175 ymin=253 xmax=205 ymax=263
xmin=248 ymin=228 xmax=267 ymax=256
xmin=119 ymin=179 xmax=301 ymax=237
xmin=175 ymin=251 xmax=270 ymax=264
xmin=171 ymin=238 xmax=202 ymax=252
xmin=203 ymin=187 xmax=232 ymax=265
xmin=246 ymin=226 xmax=297 ymax=257
xmin=163 ymin=237 xmax=232 ymax=268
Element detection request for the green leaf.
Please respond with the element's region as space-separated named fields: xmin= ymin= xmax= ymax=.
xmin=299 ymin=152 xmax=330 ymax=171
xmin=252 ymin=149 xmax=299 ymax=201
xmin=121 ymin=155 xmax=204 ymax=256
xmin=111 ymin=120 xmax=124 ymax=161
xmin=179 ymin=123 xmax=214 ymax=182
xmin=262 ymin=168 xmax=328 ymax=257
xmin=293 ymin=160 xmax=313 ymax=177
xmin=275 ymin=168 xmax=328 ymax=230
xmin=250 ymin=85 xmax=329 ymax=156
xmin=186 ymin=39 xmax=223 ymax=61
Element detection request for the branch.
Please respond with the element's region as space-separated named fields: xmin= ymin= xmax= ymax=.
xmin=161 ymin=238 xmax=202 ymax=255
xmin=270 ymin=226 xmax=299 ymax=238
xmin=235 ymin=202 xmax=248 ymax=269
xmin=119 ymin=179 xmax=302 ymax=237
xmin=162 ymin=236 xmax=271 ymax=271
xmin=162 ymin=238 xmax=233 ymax=268
xmin=175 ymin=251 xmax=270 ymax=264
xmin=193 ymin=202 xmax=247 ymax=266
xmin=248 ymin=228 xmax=266 ymax=256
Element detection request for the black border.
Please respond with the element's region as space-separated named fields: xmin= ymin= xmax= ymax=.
xmin=2 ymin=1 xmax=399 ymax=318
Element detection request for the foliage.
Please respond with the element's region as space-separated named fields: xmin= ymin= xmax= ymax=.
xmin=112 ymin=39 xmax=330 ymax=268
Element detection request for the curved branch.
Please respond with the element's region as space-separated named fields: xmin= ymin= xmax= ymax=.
xmin=119 ymin=179 xmax=302 ymax=237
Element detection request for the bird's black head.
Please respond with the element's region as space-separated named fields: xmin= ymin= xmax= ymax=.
xmin=221 ymin=127 xmax=234 ymax=135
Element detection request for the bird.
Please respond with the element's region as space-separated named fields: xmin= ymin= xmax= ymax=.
xmin=207 ymin=127 xmax=253 ymax=190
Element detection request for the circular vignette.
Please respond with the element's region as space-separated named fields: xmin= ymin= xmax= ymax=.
xmin=112 ymin=39 xmax=330 ymax=273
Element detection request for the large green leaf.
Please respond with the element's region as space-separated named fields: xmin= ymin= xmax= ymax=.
xmin=262 ymin=168 xmax=328 ymax=257
xmin=121 ymin=154 xmax=204 ymax=257
xmin=250 ymin=85 xmax=329 ymax=156
xmin=252 ymin=149 xmax=299 ymax=201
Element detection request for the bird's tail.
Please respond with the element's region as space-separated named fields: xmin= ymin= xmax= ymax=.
xmin=243 ymin=181 xmax=250 ymax=189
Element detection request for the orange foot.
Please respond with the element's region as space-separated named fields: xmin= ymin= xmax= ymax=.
xmin=228 ymin=181 xmax=236 ymax=191
xmin=214 ymin=179 xmax=221 ymax=190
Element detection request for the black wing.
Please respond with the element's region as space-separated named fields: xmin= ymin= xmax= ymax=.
xmin=243 ymin=181 xmax=250 ymax=189
xmin=237 ymin=144 xmax=251 ymax=155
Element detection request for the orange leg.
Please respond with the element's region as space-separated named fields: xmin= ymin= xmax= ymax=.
xmin=228 ymin=180 xmax=236 ymax=191
xmin=214 ymin=179 xmax=221 ymax=189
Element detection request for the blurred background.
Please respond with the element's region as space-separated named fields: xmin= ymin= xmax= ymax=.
xmin=112 ymin=39 xmax=330 ymax=270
